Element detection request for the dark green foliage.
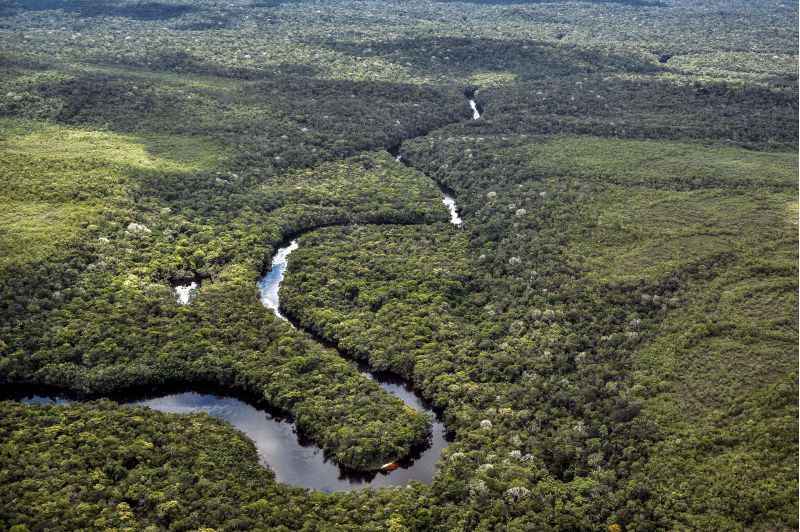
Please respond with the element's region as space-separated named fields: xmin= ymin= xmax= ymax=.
xmin=0 ymin=123 xmax=446 ymax=472
xmin=0 ymin=399 xmax=302 ymax=530
xmin=464 ymin=77 xmax=797 ymax=148
xmin=7 ymin=72 xmax=466 ymax=173
xmin=318 ymin=37 xmax=661 ymax=82
xmin=435 ymin=0 xmax=665 ymax=6
xmin=398 ymin=131 xmax=797 ymax=529
xmin=11 ymin=0 xmax=197 ymax=19
xmin=282 ymin=224 xmax=474 ymax=386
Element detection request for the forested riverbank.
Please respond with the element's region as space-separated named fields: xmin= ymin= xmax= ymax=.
xmin=0 ymin=135 xmax=449 ymax=472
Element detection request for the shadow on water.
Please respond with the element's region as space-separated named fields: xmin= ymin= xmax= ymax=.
xmin=6 ymin=380 xmax=450 ymax=492
xmin=8 ymin=228 xmax=455 ymax=492
xmin=257 ymin=239 xmax=453 ymax=489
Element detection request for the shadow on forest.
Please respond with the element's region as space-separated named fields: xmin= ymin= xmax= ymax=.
xmin=21 ymin=71 xmax=466 ymax=163
xmin=172 ymin=15 xmax=237 ymax=31
xmin=8 ymin=0 xmax=197 ymax=19
xmin=314 ymin=36 xmax=661 ymax=81
xmin=85 ymin=49 xmax=324 ymax=79
xmin=461 ymin=76 xmax=799 ymax=147
xmin=433 ymin=0 xmax=664 ymax=6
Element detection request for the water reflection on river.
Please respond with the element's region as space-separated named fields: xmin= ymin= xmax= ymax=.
xmin=442 ymin=194 xmax=463 ymax=226
xmin=469 ymin=99 xmax=481 ymax=120
xmin=258 ymin=240 xmax=298 ymax=322
xmin=15 ymin=218 xmax=457 ymax=491
xmin=15 ymin=389 xmax=446 ymax=492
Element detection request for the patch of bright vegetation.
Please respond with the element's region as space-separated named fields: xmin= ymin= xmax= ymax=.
xmin=568 ymin=188 xmax=793 ymax=285
xmin=625 ymin=210 xmax=797 ymax=529
xmin=0 ymin=119 xmax=223 ymax=270
xmin=513 ymin=136 xmax=797 ymax=190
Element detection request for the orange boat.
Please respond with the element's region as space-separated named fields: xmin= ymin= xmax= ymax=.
xmin=380 ymin=461 xmax=400 ymax=472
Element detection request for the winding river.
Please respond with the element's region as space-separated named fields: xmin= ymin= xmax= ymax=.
xmin=252 ymin=234 xmax=450 ymax=489
xmin=15 ymin=389 xmax=446 ymax=492
xmin=12 ymin=92 xmax=475 ymax=492
xmin=15 ymin=213 xmax=457 ymax=492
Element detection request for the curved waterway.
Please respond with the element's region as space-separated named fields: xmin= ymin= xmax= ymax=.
xmin=13 ymin=92 xmax=481 ymax=491
xmin=13 ymin=213 xmax=461 ymax=493
xmin=14 ymin=386 xmax=447 ymax=492
xmin=252 ymin=237 xmax=449 ymax=489
xmin=12 ymin=233 xmax=453 ymax=492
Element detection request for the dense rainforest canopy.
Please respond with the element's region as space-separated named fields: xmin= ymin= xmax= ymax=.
xmin=0 ymin=0 xmax=797 ymax=530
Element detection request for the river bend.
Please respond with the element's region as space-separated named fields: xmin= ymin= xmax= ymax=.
xmin=12 ymin=89 xmax=479 ymax=492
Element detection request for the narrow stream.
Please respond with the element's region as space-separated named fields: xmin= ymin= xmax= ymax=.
xmin=387 ymin=141 xmax=464 ymax=228
xmin=469 ymin=99 xmax=481 ymax=120
xmin=442 ymin=194 xmax=463 ymax=226
xmin=464 ymin=86 xmax=481 ymax=120
xmin=257 ymin=240 xmax=298 ymax=322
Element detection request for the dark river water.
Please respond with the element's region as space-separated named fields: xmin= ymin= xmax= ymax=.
xmin=254 ymin=239 xmax=449 ymax=489
xmin=17 ymin=388 xmax=447 ymax=492
xmin=12 ymin=235 xmax=450 ymax=492
xmin=10 ymin=95 xmax=479 ymax=492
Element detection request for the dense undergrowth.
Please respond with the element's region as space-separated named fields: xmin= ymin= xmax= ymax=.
xmin=0 ymin=0 xmax=797 ymax=529
xmin=286 ymin=136 xmax=796 ymax=528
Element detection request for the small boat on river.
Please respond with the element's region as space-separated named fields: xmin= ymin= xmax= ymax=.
xmin=381 ymin=461 xmax=400 ymax=472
